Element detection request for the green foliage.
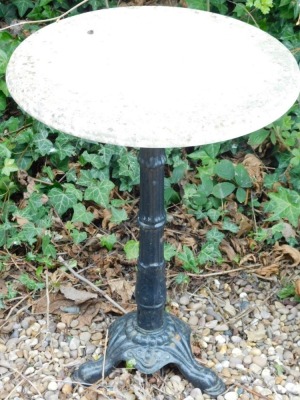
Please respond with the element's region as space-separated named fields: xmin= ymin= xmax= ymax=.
xmin=164 ymin=243 xmax=177 ymax=262
xmin=264 ymin=187 xmax=300 ymax=228
xmin=0 ymin=0 xmax=108 ymax=24
xmin=124 ymin=240 xmax=139 ymax=260
xmin=183 ymin=152 xmax=253 ymax=219
xmin=100 ymin=234 xmax=117 ymax=251
xmin=19 ymin=273 xmax=45 ymax=291
xmin=125 ymin=358 xmax=136 ymax=370
xmin=277 ymin=283 xmax=300 ymax=302
xmin=176 ymin=227 xmax=224 ymax=282
xmin=246 ymin=0 xmax=273 ymax=14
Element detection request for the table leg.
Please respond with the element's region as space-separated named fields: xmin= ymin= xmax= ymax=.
xmin=73 ymin=148 xmax=225 ymax=397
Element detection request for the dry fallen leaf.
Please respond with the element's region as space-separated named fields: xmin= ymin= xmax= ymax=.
xmin=0 ymin=279 xmax=8 ymax=296
xmin=245 ymin=325 xmax=266 ymax=342
xmin=220 ymin=240 xmax=237 ymax=261
xmin=274 ymin=243 xmax=300 ymax=267
xmin=255 ymin=263 xmax=279 ymax=277
xmin=242 ymin=154 xmax=265 ymax=193
xmin=60 ymin=285 xmax=97 ymax=304
xmin=32 ymin=292 xmax=74 ymax=314
xmin=239 ymin=254 xmax=256 ymax=266
xmin=108 ymin=279 xmax=134 ymax=304
xmin=282 ymin=223 xmax=296 ymax=241
xmin=295 ymin=280 xmax=300 ymax=296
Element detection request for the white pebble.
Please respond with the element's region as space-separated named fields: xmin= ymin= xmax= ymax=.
xmin=231 ymin=348 xmax=243 ymax=357
xmin=24 ymin=367 xmax=35 ymax=375
xmin=179 ymin=295 xmax=190 ymax=305
xmin=224 ymin=391 xmax=238 ymax=400
xmin=79 ymin=331 xmax=91 ymax=343
xmin=276 ymin=385 xmax=286 ymax=394
xmin=249 ymin=363 xmax=262 ymax=374
xmin=69 ymin=337 xmax=80 ymax=350
xmin=47 ymin=381 xmax=58 ymax=391
xmin=286 ymin=383 xmax=300 ymax=395
xmin=215 ymin=335 xmax=226 ymax=345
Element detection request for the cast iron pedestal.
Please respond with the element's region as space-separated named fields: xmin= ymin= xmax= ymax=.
xmin=73 ymin=148 xmax=226 ymax=397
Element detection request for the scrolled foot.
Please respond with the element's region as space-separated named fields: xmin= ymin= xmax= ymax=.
xmin=72 ymin=312 xmax=226 ymax=397
xmin=72 ymin=357 xmax=114 ymax=385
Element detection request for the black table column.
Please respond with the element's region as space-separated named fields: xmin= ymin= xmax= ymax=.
xmin=136 ymin=148 xmax=166 ymax=330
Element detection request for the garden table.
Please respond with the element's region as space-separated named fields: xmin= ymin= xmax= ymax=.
xmin=6 ymin=6 xmax=300 ymax=397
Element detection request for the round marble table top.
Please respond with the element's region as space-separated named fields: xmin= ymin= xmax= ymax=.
xmin=6 ymin=6 xmax=300 ymax=148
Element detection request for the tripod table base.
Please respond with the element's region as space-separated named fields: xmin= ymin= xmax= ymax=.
xmin=73 ymin=312 xmax=226 ymax=397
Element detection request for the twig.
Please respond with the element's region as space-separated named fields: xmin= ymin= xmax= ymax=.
xmin=58 ymin=256 xmax=127 ymax=315
xmin=226 ymin=0 xmax=259 ymax=28
xmin=168 ymin=264 xmax=262 ymax=279
xmin=0 ymin=0 xmax=109 ymax=33
xmin=1 ymin=123 xmax=32 ymax=135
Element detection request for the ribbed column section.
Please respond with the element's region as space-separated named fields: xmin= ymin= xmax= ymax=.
xmin=135 ymin=148 xmax=166 ymax=331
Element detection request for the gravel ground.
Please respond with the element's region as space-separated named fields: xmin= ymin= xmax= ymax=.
xmin=1 ymin=272 xmax=300 ymax=400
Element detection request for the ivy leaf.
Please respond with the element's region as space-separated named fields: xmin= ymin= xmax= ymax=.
xmin=124 ymin=240 xmax=139 ymax=260
xmin=1 ymin=158 xmax=19 ymax=176
xmin=264 ymin=187 xmax=300 ymax=227
xmin=54 ymin=142 xmax=75 ymax=160
xmin=207 ymin=209 xmax=221 ymax=223
xmin=222 ymin=218 xmax=239 ymax=233
xmin=33 ymin=130 xmax=54 ymax=156
xmin=81 ymin=150 xmax=105 ymax=169
xmin=0 ymin=49 xmax=8 ymax=74
xmin=198 ymin=242 xmax=222 ymax=265
xmin=0 ymin=78 xmax=9 ymax=97
xmin=117 ymin=152 xmax=140 ymax=183
xmin=206 ymin=227 xmax=225 ymax=244
xmin=100 ymin=234 xmax=117 ymax=251
xmin=72 ymin=203 xmax=94 ymax=225
xmin=177 ymin=246 xmax=199 ymax=273
xmin=17 ymin=223 xmax=42 ymax=245
xmin=13 ymin=0 xmax=34 ymax=17
xmin=215 ymin=160 xmax=235 ymax=180
xmin=203 ymin=143 xmax=221 ymax=158
xmin=64 ymin=183 xmax=83 ymax=201
xmin=0 ymin=92 xmax=7 ymax=111
xmin=110 ymin=207 xmax=128 ymax=224
xmin=84 ymin=180 xmax=114 ymax=208
xmin=235 ymin=164 xmax=252 ymax=188
xmin=212 ymin=182 xmax=235 ymax=199
xmin=164 ymin=243 xmax=177 ymax=261
xmin=100 ymin=144 xmax=123 ymax=164
xmin=48 ymin=188 xmax=77 ymax=216
xmin=42 ymin=235 xmax=57 ymax=258
xmin=0 ymin=144 xmax=11 ymax=159
xmin=248 ymin=129 xmax=270 ymax=146
xmin=71 ymin=229 xmax=87 ymax=244
xmin=77 ymin=170 xmax=94 ymax=187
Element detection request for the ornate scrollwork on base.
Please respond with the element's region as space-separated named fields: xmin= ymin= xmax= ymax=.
xmin=73 ymin=312 xmax=226 ymax=397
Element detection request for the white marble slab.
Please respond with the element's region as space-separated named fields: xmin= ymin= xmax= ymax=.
xmin=6 ymin=6 xmax=300 ymax=148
